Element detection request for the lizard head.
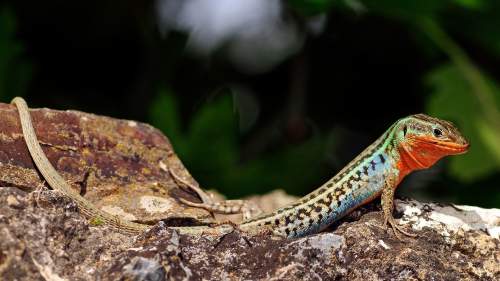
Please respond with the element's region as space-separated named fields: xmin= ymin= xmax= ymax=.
xmin=393 ymin=114 xmax=469 ymax=172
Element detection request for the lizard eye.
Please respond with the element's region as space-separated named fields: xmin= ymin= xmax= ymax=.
xmin=433 ymin=128 xmax=443 ymax=138
xmin=403 ymin=126 xmax=407 ymax=136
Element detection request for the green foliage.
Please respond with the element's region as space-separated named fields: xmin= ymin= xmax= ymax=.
xmin=149 ymin=89 xmax=183 ymax=145
xmin=359 ymin=0 xmax=445 ymax=19
xmin=452 ymin=0 xmax=484 ymax=9
xmin=426 ymin=64 xmax=500 ymax=181
xmin=287 ymin=0 xmax=335 ymax=15
xmin=150 ymin=91 xmax=328 ymax=198
xmin=187 ymin=95 xmax=239 ymax=173
xmin=343 ymin=0 xmax=484 ymax=22
xmin=150 ymin=89 xmax=239 ymax=174
xmin=445 ymin=1 xmax=500 ymax=58
xmin=0 ymin=7 xmax=32 ymax=101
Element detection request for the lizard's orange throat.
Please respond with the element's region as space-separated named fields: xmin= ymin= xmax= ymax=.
xmin=397 ymin=136 xmax=470 ymax=175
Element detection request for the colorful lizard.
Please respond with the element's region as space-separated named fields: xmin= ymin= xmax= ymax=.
xmin=11 ymin=97 xmax=469 ymax=238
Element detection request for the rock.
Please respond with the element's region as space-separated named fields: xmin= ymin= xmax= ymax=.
xmin=396 ymin=200 xmax=500 ymax=240
xmin=0 ymin=185 xmax=498 ymax=280
xmin=0 ymin=102 xmax=214 ymax=225
xmin=123 ymin=257 xmax=166 ymax=281
xmin=6 ymin=195 xmax=21 ymax=208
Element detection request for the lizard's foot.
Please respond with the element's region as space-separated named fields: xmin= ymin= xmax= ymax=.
xmin=167 ymin=165 xmax=215 ymax=205
xmin=208 ymin=220 xmax=240 ymax=235
xmin=383 ymin=213 xmax=417 ymax=240
xmin=240 ymin=201 xmax=262 ymax=220
xmin=209 ymin=220 xmax=239 ymax=228
xmin=168 ymin=165 xmax=263 ymax=220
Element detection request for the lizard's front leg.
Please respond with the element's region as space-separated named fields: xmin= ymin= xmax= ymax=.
xmin=381 ymin=175 xmax=416 ymax=239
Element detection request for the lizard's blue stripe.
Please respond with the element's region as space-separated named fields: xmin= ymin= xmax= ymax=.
xmin=292 ymin=151 xmax=393 ymax=238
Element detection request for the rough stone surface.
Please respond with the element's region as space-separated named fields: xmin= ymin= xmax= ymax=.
xmin=0 ymin=103 xmax=212 ymax=224
xmin=1 ymin=186 xmax=499 ymax=281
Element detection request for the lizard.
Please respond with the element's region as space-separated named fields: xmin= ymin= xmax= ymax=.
xmin=10 ymin=96 xmax=469 ymax=238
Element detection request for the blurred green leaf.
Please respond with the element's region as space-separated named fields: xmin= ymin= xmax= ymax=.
xmin=149 ymin=89 xmax=182 ymax=141
xmin=452 ymin=0 xmax=484 ymax=9
xmin=150 ymin=93 xmax=239 ymax=192
xmin=476 ymin=121 xmax=500 ymax=162
xmin=186 ymin=95 xmax=239 ymax=172
xmin=231 ymin=135 xmax=327 ymax=196
xmin=287 ymin=0 xmax=335 ymax=15
xmin=426 ymin=64 xmax=500 ymax=181
xmin=444 ymin=1 xmax=500 ymax=58
xmin=0 ymin=7 xmax=32 ymax=101
xmin=359 ymin=0 xmax=445 ymax=20
xmin=149 ymin=92 xmax=329 ymax=198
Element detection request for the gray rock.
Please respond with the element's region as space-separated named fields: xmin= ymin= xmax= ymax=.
xmin=1 ymin=186 xmax=499 ymax=280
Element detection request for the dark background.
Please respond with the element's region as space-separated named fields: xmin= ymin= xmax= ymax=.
xmin=1 ymin=1 xmax=499 ymax=207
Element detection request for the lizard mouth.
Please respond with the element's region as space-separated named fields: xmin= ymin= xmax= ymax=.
xmin=412 ymin=137 xmax=470 ymax=154
xmin=427 ymin=140 xmax=470 ymax=154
